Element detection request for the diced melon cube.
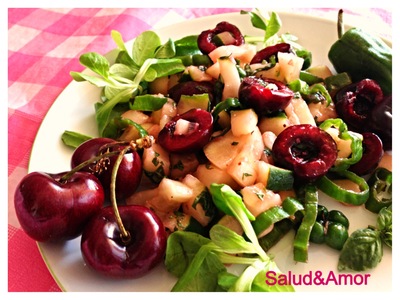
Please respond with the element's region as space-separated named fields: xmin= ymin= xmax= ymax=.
xmin=219 ymin=57 xmax=241 ymax=100
xmin=158 ymin=178 xmax=193 ymax=203
xmin=241 ymin=183 xmax=282 ymax=217
xmin=306 ymin=65 xmax=333 ymax=79
xmin=193 ymin=163 xmax=241 ymax=190
xmin=230 ymin=108 xmax=258 ymax=137
xmin=277 ymin=52 xmax=304 ymax=83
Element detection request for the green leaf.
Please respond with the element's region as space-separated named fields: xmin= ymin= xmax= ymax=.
xmin=265 ymin=12 xmax=282 ymax=42
xmin=229 ymin=260 xmax=294 ymax=292
xmin=95 ymin=88 xmax=134 ymax=136
xmin=338 ymin=228 xmax=383 ymax=271
xmin=209 ymin=184 xmax=268 ymax=261
xmin=149 ymin=58 xmax=186 ymax=78
xmin=129 ymin=94 xmax=167 ymax=111
xmin=111 ymin=30 xmax=128 ymax=52
xmin=70 ymin=71 xmax=110 ymax=87
xmin=155 ymin=38 xmax=176 ymax=58
xmin=79 ymin=52 xmax=110 ymax=78
xmin=132 ymin=31 xmax=161 ymax=65
xmin=209 ymin=183 xmax=254 ymax=221
xmin=251 ymin=261 xmax=295 ymax=292
xmin=109 ymin=63 xmax=136 ymax=80
xmin=240 ymin=10 xmax=267 ymax=30
xmin=165 ymin=231 xmax=212 ymax=277
xmin=209 ymin=224 xmax=258 ymax=254
xmin=174 ymin=35 xmax=201 ymax=56
xmin=60 ymin=130 xmax=92 ymax=148
xmin=377 ymin=205 xmax=392 ymax=248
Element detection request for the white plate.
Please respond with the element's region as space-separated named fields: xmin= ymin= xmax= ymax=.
xmin=28 ymin=11 xmax=392 ymax=292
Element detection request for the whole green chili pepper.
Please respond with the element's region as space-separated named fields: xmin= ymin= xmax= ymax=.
xmin=365 ymin=167 xmax=392 ymax=213
xmin=328 ymin=9 xmax=392 ymax=95
xmin=293 ymin=185 xmax=318 ymax=263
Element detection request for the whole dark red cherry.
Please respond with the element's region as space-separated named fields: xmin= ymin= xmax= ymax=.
xmin=349 ymin=132 xmax=384 ymax=176
xmin=81 ymin=205 xmax=167 ymax=279
xmin=272 ymin=124 xmax=338 ymax=181
xmin=14 ymin=171 xmax=104 ymax=242
xmin=334 ymin=78 xmax=383 ymax=131
xmin=71 ymin=137 xmax=114 ymax=173
xmin=197 ymin=21 xmax=245 ymax=54
xmin=250 ymin=42 xmax=291 ymax=64
xmin=157 ymin=108 xmax=213 ymax=153
xmin=239 ymin=76 xmax=294 ymax=115
xmin=71 ymin=138 xmax=142 ymax=203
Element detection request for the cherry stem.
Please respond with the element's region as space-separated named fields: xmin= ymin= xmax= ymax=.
xmin=110 ymin=145 xmax=131 ymax=243
xmin=59 ymin=150 xmax=121 ymax=183
xmin=109 ymin=135 xmax=155 ymax=244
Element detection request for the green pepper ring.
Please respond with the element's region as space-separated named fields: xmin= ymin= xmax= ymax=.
xmin=316 ymin=170 xmax=369 ymax=205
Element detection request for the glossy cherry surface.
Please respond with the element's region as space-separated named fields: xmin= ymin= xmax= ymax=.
xmin=71 ymin=138 xmax=143 ymax=203
xmin=272 ymin=124 xmax=338 ymax=181
xmin=239 ymin=76 xmax=294 ymax=115
xmin=157 ymin=108 xmax=213 ymax=153
xmin=14 ymin=171 xmax=104 ymax=242
xmin=81 ymin=205 xmax=167 ymax=278
xmin=334 ymin=79 xmax=383 ymax=131
xmin=197 ymin=21 xmax=244 ymax=54
xmin=250 ymin=42 xmax=291 ymax=64
xmin=349 ymin=132 xmax=384 ymax=176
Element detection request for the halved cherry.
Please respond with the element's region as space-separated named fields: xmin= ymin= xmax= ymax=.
xmin=197 ymin=21 xmax=245 ymax=54
xmin=272 ymin=124 xmax=338 ymax=181
xmin=349 ymin=132 xmax=384 ymax=176
xmin=250 ymin=42 xmax=291 ymax=64
xmin=334 ymin=79 xmax=384 ymax=131
xmin=239 ymin=76 xmax=294 ymax=115
xmin=157 ymin=108 xmax=213 ymax=153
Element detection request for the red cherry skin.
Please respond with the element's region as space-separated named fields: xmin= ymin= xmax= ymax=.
xmin=14 ymin=171 xmax=105 ymax=242
xmin=71 ymin=138 xmax=143 ymax=203
xmin=81 ymin=205 xmax=167 ymax=279
xmin=272 ymin=124 xmax=338 ymax=181
xmin=349 ymin=132 xmax=384 ymax=176
xmin=157 ymin=108 xmax=213 ymax=153
xmin=239 ymin=76 xmax=294 ymax=115
xmin=71 ymin=137 xmax=115 ymax=173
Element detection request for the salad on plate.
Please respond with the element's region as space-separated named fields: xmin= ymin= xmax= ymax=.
xmin=15 ymin=9 xmax=392 ymax=292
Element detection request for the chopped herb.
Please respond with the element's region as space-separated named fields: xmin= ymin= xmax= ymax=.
xmin=173 ymin=160 xmax=185 ymax=171
xmin=242 ymin=172 xmax=253 ymax=180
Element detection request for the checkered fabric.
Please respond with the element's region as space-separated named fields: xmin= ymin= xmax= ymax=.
xmin=8 ymin=8 xmax=391 ymax=292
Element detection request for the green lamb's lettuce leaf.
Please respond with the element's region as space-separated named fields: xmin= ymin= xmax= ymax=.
xmin=70 ymin=30 xmax=185 ymax=137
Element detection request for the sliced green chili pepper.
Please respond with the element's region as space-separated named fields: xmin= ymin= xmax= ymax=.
xmin=316 ymin=170 xmax=369 ymax=206
xmin=293 ymin=185 xmax=318 ymax=263
xmin=258 ymin=219 xmax=294 ymax=252
xmin=211 ymin=97 xmax=242 ymax=124
xmin=319 ymin=118 xmax=363 ymax=171
xmin=365 ymin=167 xmax=392 ymax=213
xmin=328 ymin=9 xmax=392 ymax=95
xmin=252 ymin=197 xmax=304 ymax=237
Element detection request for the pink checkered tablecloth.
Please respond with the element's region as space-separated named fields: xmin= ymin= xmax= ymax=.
xmin=8 ymin=8 xmax=392 ymax=292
